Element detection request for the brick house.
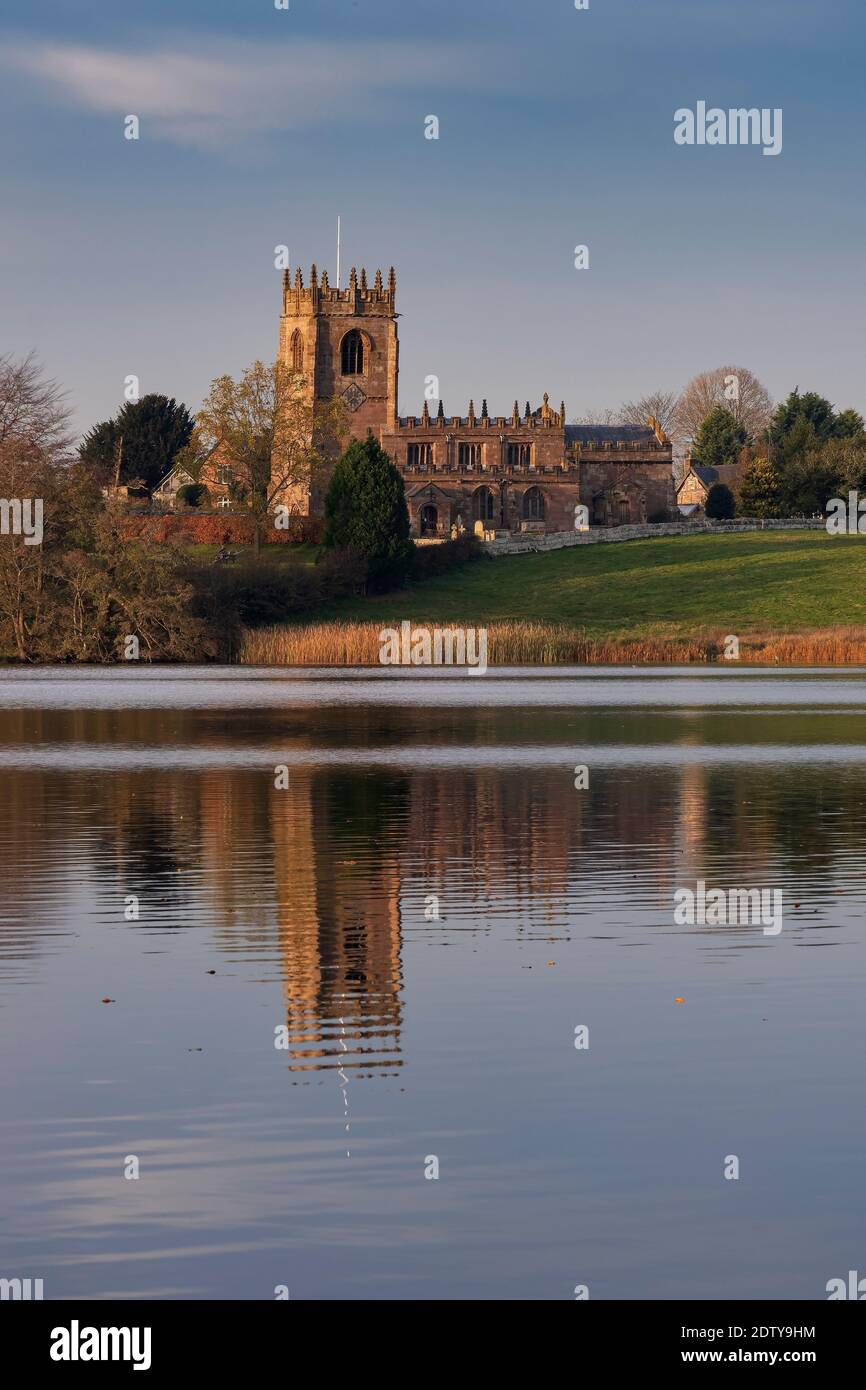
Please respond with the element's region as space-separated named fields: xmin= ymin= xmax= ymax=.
xmin=676 ymin=462 xmax=739 ymax=514
xmin=152 ymin=454 xmax=236 ymax=510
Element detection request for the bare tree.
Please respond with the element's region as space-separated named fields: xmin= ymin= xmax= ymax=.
xmin=0 ymin=354 xmax=72 ymax=658
xmin=675 ymin=365 xmax=772 ymax=446
xmin=572 ymin=391 xmax=681 ymax=441
xmin=0 ymin=445 xmax=60 ymax=658
xmin=0 ymin=351 xmax=72 ymax=455
xmin=570 ymin=407 xmax=621 ymax=426
xmin=619 ymin=389 xmax=681 ymax=436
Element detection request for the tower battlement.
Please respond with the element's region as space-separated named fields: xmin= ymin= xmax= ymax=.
xmin=395 ymin=395 xmax=567 ymax=431
xmin=274 ymin=256 xmax=674 ymax=532
xmin=281 ymin=265 xmax=396 ymax=317
xmin=278 ymin=263 xmax=400 ymax=497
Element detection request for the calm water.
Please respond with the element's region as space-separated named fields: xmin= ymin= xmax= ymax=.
xmin=1 ymin=666 xmax=865 ymax=1301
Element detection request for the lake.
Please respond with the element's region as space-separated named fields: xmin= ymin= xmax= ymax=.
xmin=1 ymin=666 xmax=865 ymax=1300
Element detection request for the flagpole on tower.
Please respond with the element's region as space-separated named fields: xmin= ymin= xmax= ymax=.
xmin=336 ymin=216 xmax=341 ymax=289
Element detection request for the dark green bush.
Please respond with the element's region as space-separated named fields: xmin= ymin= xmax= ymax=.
xmin=176 ymin=483 xmax=208 ymax=508
xmin=705 ymin=482 xmax=736 ymax=520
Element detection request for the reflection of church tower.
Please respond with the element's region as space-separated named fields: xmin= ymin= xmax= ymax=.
xmin=678 ymin=761 xmax=708 ymax=880
xmin=278 ymin=263 xmax=400 ymax=512
xmin=270 ymin=771 xmax=403 ymax=1076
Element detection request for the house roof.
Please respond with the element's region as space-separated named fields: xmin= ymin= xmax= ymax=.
xmin=153 ymin=465 xmax=195 ymax=491
xmin=676 ymin=464 xmax=724 ymax=498
xmin=565 ymin=424 xmax=656 ymax=446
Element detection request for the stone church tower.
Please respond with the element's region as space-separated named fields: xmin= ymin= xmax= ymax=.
xmin=278 ymin=263 xmax=399 ymax=512
xmin=274 ymin=259 xmax=674 ymax=531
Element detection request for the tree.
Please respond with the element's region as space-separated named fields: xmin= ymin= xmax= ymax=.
xmin=0 ymin=356 xmax=210 ymax=661
xmin=194 ymin=360 xmax=345 ymax=556
xmin=0 ymin=444 xmax=65 ymax=659
xmin=705 ymin=482 xmax=735 ymax=519
xmin=618 ymin=389 xmax=680 ymax=436
xmin=79 ymin=394 xmax=195 ymax=492
xmin=0 ymin=351 xmax=72 ymax=455
xmin=769 ymin=388 xmax=837 ymax=447
xmin=691 ymin=406 xmax=748 ymax=470
xmin=0 ymin=353 xmax=72 ymax=659
xmin=773 ymin=414 xmax=819 ymax=473
xmin=823 ymin=434 xmax=866 ymax=492
xmin=835 ymin=408 xmax=865 ymax=439
xmin=777 ymin=452 xmax=841 ymax=516
xmin=176 ymin=482 xmax=208 ymax=508
xmin=675 ymin=365 xmax=771 ymax=445
xmin=738 ymin=456 xmax=782 ymax=518
xmin=77 ymin=418 xmax=121 ymax=486
xmin=54 ymin=501 xmax=209 ymax=661
xmin=570 ymin=407 xmax=620 ymax=426
xmin=322 ymin=432 xmax=412 ymax=587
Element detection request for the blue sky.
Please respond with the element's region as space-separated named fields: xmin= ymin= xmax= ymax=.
xmin=1 ymin=0 xmax=863 ymax=439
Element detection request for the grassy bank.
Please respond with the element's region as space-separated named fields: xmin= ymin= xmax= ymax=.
xmin=184 ymin=542 xmax=319 ymax=567
xmin=238 ymin=531 xmax=866 ymax=665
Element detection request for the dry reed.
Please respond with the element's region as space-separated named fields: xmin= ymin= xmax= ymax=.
xmin=237 ymin=621 xmax=866 ymax=667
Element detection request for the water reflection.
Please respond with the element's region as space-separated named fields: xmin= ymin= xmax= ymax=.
xmin=1 ymin=674 xmax=866 ymax=1298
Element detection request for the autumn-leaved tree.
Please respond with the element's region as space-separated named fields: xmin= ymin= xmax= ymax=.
xmin=0 ymin=353 xmax=212 ymax=661
xmin=193 ymin=360 xmax=346 ymax=555
xmin=56 ymin=499 xmax=209 ymax=661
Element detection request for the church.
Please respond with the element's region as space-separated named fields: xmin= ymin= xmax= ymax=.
xmin=278 ymin=262 xmax=675 ymax=536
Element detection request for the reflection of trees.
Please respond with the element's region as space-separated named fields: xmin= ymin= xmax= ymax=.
xmin=696 ymin=766 xmax=860 ymax=881
xmin=7 ymin=701 xmax=866 ymax=1040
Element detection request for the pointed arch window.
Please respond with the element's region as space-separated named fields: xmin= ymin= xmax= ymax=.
xmin=472 ymin=486 xmax=495 ymax=522
xmin=522 ymin=486 xmax=545 ymax=520
xmin=341 ymin=330 xmax=365 ymax=376
xmin=290 ymin=330 xmax=304 ymax=372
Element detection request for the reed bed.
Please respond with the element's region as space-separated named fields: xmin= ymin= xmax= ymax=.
xmin=239 ymin=621 xmax=866 ymax=667
xmin=747 ymin=628 xmax=866 ymax=665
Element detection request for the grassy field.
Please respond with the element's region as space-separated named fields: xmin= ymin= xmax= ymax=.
xmin=183 ymin=542 xmax=320 ymax=567
xmin=310 ymin=531 xmax=866 ymax=639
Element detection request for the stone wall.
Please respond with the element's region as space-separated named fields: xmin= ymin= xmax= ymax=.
xmin=484 ymin=518 xmax=827 ymax=555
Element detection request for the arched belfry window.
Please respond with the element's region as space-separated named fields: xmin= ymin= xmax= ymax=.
xmin=290 ymin=330 xmax=304 ymax=372
xmin=341 ymin=330 xmax=365 ymax=376
xmin=522 ymin=486 xmax=545 ymax=520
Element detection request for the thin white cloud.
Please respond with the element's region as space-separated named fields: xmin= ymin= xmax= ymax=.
xmin=3 ymin=36 xmax=495 ymax=148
